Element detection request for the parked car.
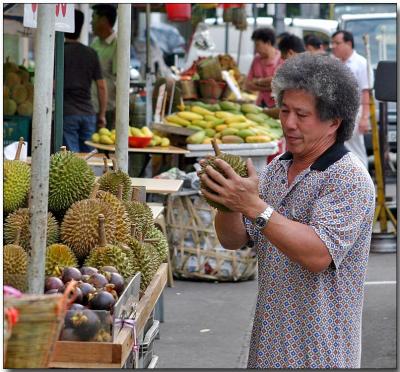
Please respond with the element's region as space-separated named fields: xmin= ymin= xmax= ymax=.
xmin=338 ymin=12 xmax=397 ymax=154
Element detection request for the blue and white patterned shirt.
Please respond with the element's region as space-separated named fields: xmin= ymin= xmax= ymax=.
xmin=245 ymin=143 xmax=375 ymax=369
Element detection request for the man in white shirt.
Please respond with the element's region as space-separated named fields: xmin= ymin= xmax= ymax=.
xmin=331 ymin=30 xmax=371 ymax=168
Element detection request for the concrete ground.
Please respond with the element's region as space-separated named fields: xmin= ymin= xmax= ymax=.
xmin=154 ymin=252 xmax=396 ymax=369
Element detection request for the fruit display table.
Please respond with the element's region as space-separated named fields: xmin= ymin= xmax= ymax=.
xmin=49 ymin=264 xmax=168 ymax=369
xmin=84 ymin=141 xmax=189 ymax=177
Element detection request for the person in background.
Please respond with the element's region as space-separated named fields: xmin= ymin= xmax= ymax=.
xmin=245 ymin=28 xmax=284 ymax=108
xmin=63 ymin=9 xmax=107 ymax=153
xmin=331 ymin=30 xmax=371 ymax=168
xmin=199 ymin=53 xmax=375 ymax=368
xmin=277 ymin=33 xmax=305 ymax=60
xmin=304 ymin=34 xmax=326 ymax=55
xmin=91 ymin=4 xmax=117 ymax=131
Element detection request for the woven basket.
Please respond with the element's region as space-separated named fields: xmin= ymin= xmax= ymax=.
xmin=180 ymin=79 xmax=198 ymax=100
xmin=167 ymin=191 xmax=257 ymax=282
xmin=4 ymin=281 xmax=76 ymax=368
xmin=199 ymin=79 xmax=226 ymax=100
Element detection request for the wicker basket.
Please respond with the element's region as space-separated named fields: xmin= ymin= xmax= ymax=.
xmin=180 ymin=79 xmax=198 ymax=100
xmin=4 ymin=281 xmax=76 ymax=368
xmin=166 ymin=191 xmax=257 ymax=282
xmin=199 ymin=79 xmax=227 ymax=100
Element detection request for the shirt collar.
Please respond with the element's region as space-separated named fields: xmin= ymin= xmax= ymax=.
xmin=104 ymin=32 xmax=116 ymax=44
xmin=279 ymin=142 xmax=349 ymax=171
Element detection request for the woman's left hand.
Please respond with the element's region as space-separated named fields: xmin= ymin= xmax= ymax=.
xmin=199 ymin=158 xmax=263 ymax=218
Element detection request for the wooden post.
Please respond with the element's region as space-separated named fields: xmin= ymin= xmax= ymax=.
xmin=27 ymin=4 xmax=56 ymax=294
xmin=145 ymin=4 xmax=153 ymax=126
xmin=115 ymin=4 xmax=131 ymax=173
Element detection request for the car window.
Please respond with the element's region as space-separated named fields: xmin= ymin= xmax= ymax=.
xmin=344 ymin=18 xmax=396 ymax=69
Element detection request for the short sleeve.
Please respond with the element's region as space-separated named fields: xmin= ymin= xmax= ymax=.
xmin=357 ymin=58 xmax=369 ymax=91
xmin=309 ymin=176 xmax=375 ymax=269
xmin=247 ymin=57 xmax=257 ymax=80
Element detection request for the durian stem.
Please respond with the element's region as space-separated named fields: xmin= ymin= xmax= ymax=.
xmin=103 ymin=157 xmax=109 ymax=174
xmin=211 ymin=138 xmax=221 ymax=156
xmin=14 ymin=227 xmax=22 ymax=246
xmin=84 ymin=148 xmax=98 ymax=161
xmin=90 ymin=183 xmax=100 ymax=199
xmin=131 ymin=223 xmax=137 ymax=238
xmin=144 ymin=238 xmax=158 ymax=243
xmin=98 ymin=214 xmax=107 ymax=246
xmin=60 ymin=146 xmax=67 ymax=153
xmin=112 ymin=159 xmax=118 ymax=171
xmin=117 ymin=184 xmax=123 ymax=200
xmin=131 ymin=186 xmax=141 ymax=202
xmin=15 ymin=137 xmax=25 ymax=160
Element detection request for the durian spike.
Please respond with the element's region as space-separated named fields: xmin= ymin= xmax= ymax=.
xmin=14 ymin=227 xmax=22 ymax=246
xmin=84 ymin=148 xmax=98 ymax=161
xmin=130 ymin=223 xmax=137 ymax=238
xmin=60 ymin=146 xmax=67 ymax=153
xmin=131 ymin=186 xmax=141 ymax=202
xmin=112 ymin=159 xmax=118 ymax=171
xmin=15 ymin=137 xmax=25 ymax=160
xmin=211 ymin=138 xmax=221 ymax=156
xmin=117 ymin=184 xmax=123 ymax=200
xmin=90 ymin=183 xmax=100 ymax=199
xmin=103 ymin=156 xmax=109 ymax=174
xmin=98 ymin=214 xmax=107 ymax=246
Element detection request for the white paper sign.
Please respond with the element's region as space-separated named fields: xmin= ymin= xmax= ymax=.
xmin=23 ymin=4 xmax=75 ymax=33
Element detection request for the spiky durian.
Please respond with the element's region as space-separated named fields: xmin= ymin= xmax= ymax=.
xmin=124 ymin=201 xmax=154 ymax=239
xmin=61 ymin=199 xmax=118 ymax=261
xmin=48 ymin=149 xmax=96 ymax=213
xmin=199 ymin=140 xmax=248 ymax=211
xmin=98 ymin=168 xmax=131 ymax=202
xmin=144 ymin=226 xmax=169 ymax=263
xmin=45 ymin=243 xmax=78 ymax=277
xmin=3 ymin=159 xmax=30 ymax=214
xmin=3 ymin=208 xmax=59 ymax=252
xmin=4 ymin=244 xmax=28 ymax=291
xmin=95 ymin=190 xmax=130 ymax=244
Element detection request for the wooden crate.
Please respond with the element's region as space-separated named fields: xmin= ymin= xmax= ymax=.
xmin=49 ymin=263 xmax=168 ymax=369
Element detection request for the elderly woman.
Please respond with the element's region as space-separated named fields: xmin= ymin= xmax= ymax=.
xmin=199 ymin=53 xmax=375 ymax=368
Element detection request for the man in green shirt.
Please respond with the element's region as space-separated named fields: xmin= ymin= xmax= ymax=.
xmin=91 ymin=4 xmax=117 ymax=130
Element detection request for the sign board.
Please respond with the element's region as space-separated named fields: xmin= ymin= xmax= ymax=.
xmin=23 ymin=4 xmax=75 ymax=32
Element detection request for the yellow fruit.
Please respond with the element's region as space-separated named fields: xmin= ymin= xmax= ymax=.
xmin=160 ymin=137 xmax=170 ymax=147
xmin=111 ymin=129 xmax=116 ymax=134
xmin=245 ymin=135 xmax=271 ymax=143
xmin=191 ymin=105 xmax=213 ymax=116
xmin=215 ymin=124 xmax=228 ymax=132
xmin=17 ymin=101 xmax=33 ymax=116
xmin=228 ymin=122 xmax=249 ymax=130
xmin=186 ymin=130 xmax=206 ymax=145
xmin=177 ymin=111 xmax=203 ymax=121
xmin=221 ymin=135 xmax=245 ymax=144
xmin=99 ymin=128 xmax=111 ymax=136
xmin=99 ymin=135 xmax=114 ymax=145
xmin=11 ymin=84 xmax=28 ymax=104
xmin=110 ymin=133 xmax=116 ymax=143
xmin=204 ymin=115 xmax=224 ymax=125
xmin=225 ymin=115 xmax=246 ymax=124
xmin=202 ymin=137 xmax=213 ymax=144
xmin=152 ymin=135 xmax=162 ymax=146
xmin=4 ymin=99 xmax=17 ymax=116
xmin=165 ymin=115 xmax=191 ymax=126
xmin=221 ymin=128 xmax=239 ymax=136
xmin=204 ymin=128 xmax=216 ymax=137
xmin=92 ymin=133 xmax=100 ymax=143
xmin=141 ymin=126 xmax=153 ymax=137
xmin=215 ymin=111 xmax=235 ymax=120
xmin=130 ymin=127 xmax=143 ymax=137
xmin=192 ymin=120 xmax=213 ymax=129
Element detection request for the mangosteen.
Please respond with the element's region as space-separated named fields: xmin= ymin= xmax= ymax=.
xmin=64 ymin=305 xmax=83 ymax=328
xmin=92 ymin=328 xmax=112 ymax=342
xmin=80 ymin=266 xmax=98 ymax=276
xmin=104 ymin=272 xmax=125 ymax=296
xmin=45 ymin=276 xmax=64 ymax=291
xmin=103 ymin=283 xmax=118 ymax=301
xmin=100 ymin=265 xmax=119 ymax=274
xmin=88 ymin=273 xmax=108 ymax=289
xmin=60 ymin=328 xmax=81 ymax=341
xmin=70 ymin=309 xmax=101 ymax=341
xmin=61 ymin=267 xmax=82 ymax=283
xmin=45 ymin=288 xmax=60 ymax=295
xmin=88 ymin=290 xmax=116 ymax=311
xmin=78 ymin=282 xmax=96 ymax=306
xmin=59 ymin=286 xmax=83 ymax=304
xmin=81 ymin=274 xmax=90 ymax=283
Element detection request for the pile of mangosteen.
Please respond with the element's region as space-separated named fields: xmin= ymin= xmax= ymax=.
xmin=45 ymin=266 xmax=125 ymax=342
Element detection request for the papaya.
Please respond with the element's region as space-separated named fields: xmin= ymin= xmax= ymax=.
xmin=228 ymin=122 xmax=249 ymax=130
xmin=186 ymin=130 xmax=206 ymax=144
xmin=245 ymin=135 xmax=272 ymax=143
xmin=177 ymin=111 xmax=204 ymax=121
xmin=215 ymin=124 xmax=228 ymax=132
xmin=240 ymin=103 xmax=263 ymax=114
xmin=204 ymin=128 xmax=216 ymax=137
xmin=191 ymin=105 xmax=214 ymax=116
xmin=166 ymin=114 xmax=191 ymax=126
xmin=237 ymin=129 xmax=257 ymax=139
xmin=221 ymin=127 xmax=239 ymax=136
xmin=221 ymin=135 xmax=245 ymax=144
xmin=225 ymin=115 xmax=247 ymax=124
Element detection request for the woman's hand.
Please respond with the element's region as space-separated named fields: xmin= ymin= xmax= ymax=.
xmin=199 ymin=158 xmax=265 ymax=219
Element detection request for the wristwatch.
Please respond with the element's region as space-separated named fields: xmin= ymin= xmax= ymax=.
xmin=254 ymin=206 xmax=274 ymax=231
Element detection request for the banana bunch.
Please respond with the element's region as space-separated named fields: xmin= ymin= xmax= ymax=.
xmin=165 ymin=102 xmax=283 ymax=145
xmin=91 ymin=126 xmax=170 ymax=147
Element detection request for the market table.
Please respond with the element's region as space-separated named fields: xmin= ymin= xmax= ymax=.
xmin=84 ymin=141 xmax=189 ymax=177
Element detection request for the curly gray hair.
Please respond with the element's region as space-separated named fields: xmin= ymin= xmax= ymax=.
xmin=271 ymin=53 xmax=360 ymax=143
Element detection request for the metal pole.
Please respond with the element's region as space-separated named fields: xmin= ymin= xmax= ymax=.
xmin=145 ymin=4 xmax=153 ymax=126
xmin=224 ymin=23 xmax=229 ymax=54
xmin=28 ymin=4 xmax=56 ymax=294
xmin=79 ymin=3 xmax=90 ymax=46
xmin=237 ymin=30 xmax=243 ymax=67
xmin=54 ymin=31 xmax=64 ymax=153
xmin=115 ymin=4 xmax=131 ymax=173
xmin=274 ymin=4 xmax=286 ymax=36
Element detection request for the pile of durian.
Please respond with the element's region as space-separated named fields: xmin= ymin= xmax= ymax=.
xmin=3 ymin=144 xmax=169 ymax=296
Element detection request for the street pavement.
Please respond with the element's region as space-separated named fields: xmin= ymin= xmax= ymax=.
xmin=154 ymin=253 xmax=396 ymax=369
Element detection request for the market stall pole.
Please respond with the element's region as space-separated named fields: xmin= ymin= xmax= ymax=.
xmin=145 ymin=4 xmax=153 ymax=126
xmin=54 ymin=31 xmax=64 ymax=151
xmin=27 ymin=4 xmax=56 ymax=294
xmin=115 ymin=4 xmax=131 ymax=172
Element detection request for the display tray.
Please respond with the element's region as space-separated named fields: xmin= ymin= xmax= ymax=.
xmin=49 ymin=263 xmax=168 ymax=369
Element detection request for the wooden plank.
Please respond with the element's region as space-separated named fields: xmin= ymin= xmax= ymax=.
xmin=148 ymin=203 xmax=165 ymax=220
xmin=49 ymin=264 xmax=168 ymax=369
xmin=130 ymin=178 xmax=183 ymax=194
xmin=84 ymin=141 xmax=189 ymax=155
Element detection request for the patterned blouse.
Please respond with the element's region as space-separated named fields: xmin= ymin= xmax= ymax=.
xmin=244 ymin=143 xmax=375 ymax=369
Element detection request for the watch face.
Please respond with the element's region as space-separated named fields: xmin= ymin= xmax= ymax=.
xmin=255 ymin=216 xmax=267 ymax=229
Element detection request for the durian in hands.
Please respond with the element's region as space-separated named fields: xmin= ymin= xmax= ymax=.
xmin=199 ymin=139 xmax=248 ymax=211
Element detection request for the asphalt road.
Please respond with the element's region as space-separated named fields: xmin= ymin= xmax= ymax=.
xmin=154 ymin=252 xmax=396 ymax=368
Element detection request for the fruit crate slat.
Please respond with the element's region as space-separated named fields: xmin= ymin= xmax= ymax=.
xmin=49 ymin=263 xmax=168 ymax=369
